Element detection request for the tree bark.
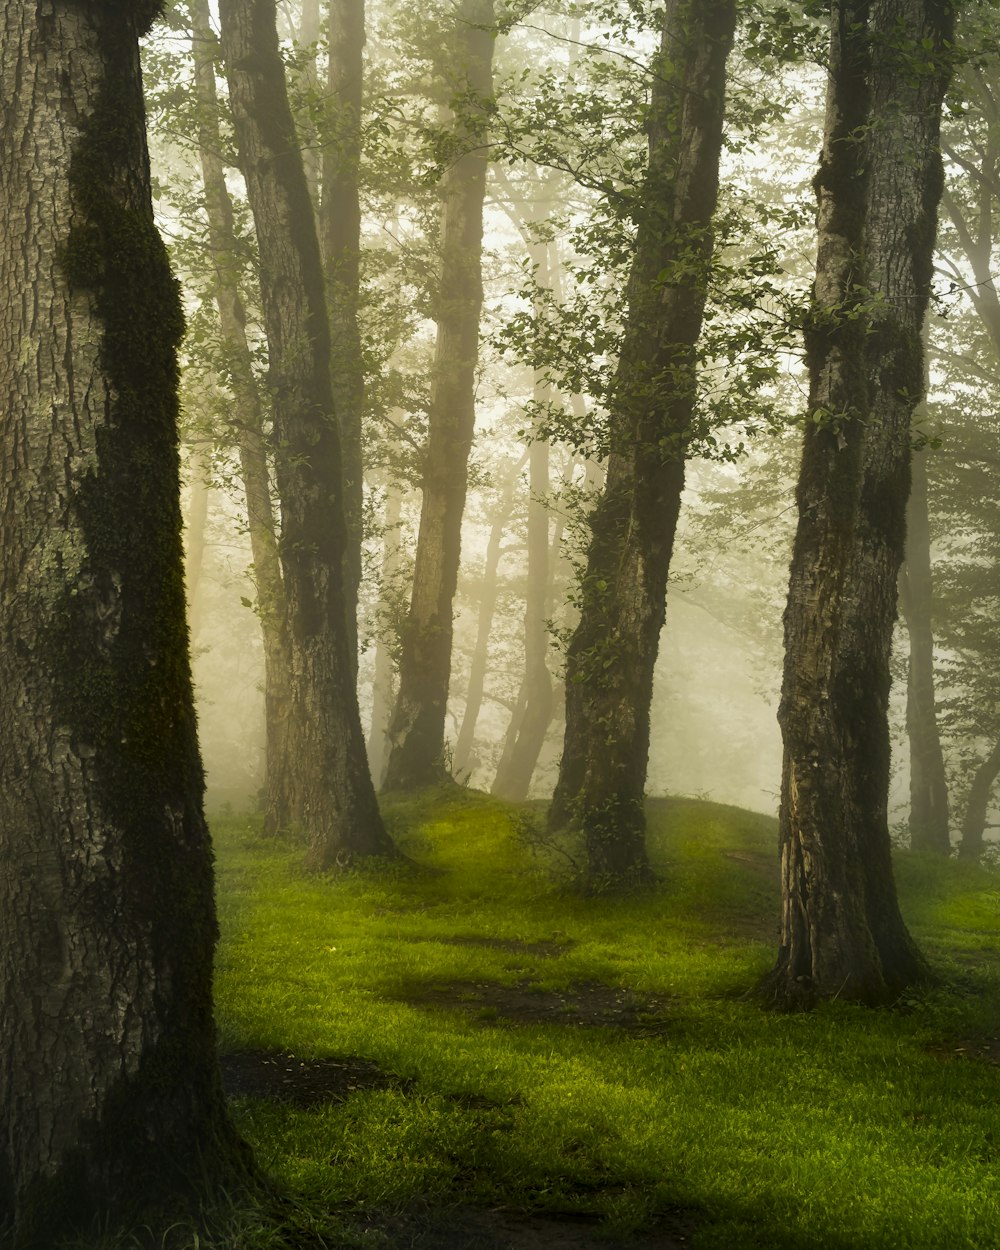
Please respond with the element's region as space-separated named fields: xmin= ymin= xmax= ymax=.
xmin=899 ymin=444 xmax=950 ymax=853
xmin=958 ymin=739 xmax=1000 ymax=860
xmin=220 ymin=0 xmax=393 ymax=866
xmin=320 ymin=0 xmax=367 ymax=668
xmin=382 ymin=0 xmax=496 ymax=791
xmin=0 ymin=3 xmax=248 ymax=1240
xmin=190 ymin=0 xmax=296 ymax=835
xmin=763 ymin=0 xmax=953 ymax=1005
xmin=548 ymin=0 xmax=736 ymax=888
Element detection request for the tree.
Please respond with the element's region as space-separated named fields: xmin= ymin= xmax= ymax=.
xmin=381 ymin=0 xmax=497 ymax=790
xmin=189 ymin=0 xmax=296 ymax=835
xmin=899 ymin=440 xmax=950 ymax=853
xmin=763 ymin=0 xmax=954 ymax=1005
xmin=220 ymin=0 xmax=394 ymax=866
xmin=547 ymin=0 xmax=737 ymax=886
xmin=0 ymin=1 xmax=249 ymax=1242
xmin=321 ymin=0 xmax=368 ymax=664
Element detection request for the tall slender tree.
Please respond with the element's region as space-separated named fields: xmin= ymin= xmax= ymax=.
xmin=220 ymin=0 xmax=394 ymax=866
xmin=0 ymin=1 xmax=249 ymax=1241
xmin=321 ymin=0 xmax=368 ymax=665
xmin=763 ymin=0 xmax=954 ymax=1005
xmin=190 ymin=0 xmax=296 ymax=834
xmin=548 ymin=0 xmax=737 ymax=886
xmin=382 ymin=0 xmax=497 ymax=790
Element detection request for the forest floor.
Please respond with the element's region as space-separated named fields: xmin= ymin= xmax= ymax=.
xmin=201 ymin=789 xmax=1000 ymax=1250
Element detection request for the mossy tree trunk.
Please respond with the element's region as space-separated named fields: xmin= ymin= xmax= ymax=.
xmin=382 ymin=0 xmax=497 ymax=791
xmin=220 ymin=0 xmax=394 ymax=866
xmin=547 ymin=0 xmax=736 ymax=888
xmin=191 ymin=0 xmax=296 ymax=835
xmin=0 ymin=3 xmax=250 ymax=1242
xmin=899 ymin=444 xmax=950 ymax=853
xmin=321 ymin=0 xmax=367 ymax=669
xmin=762 ymin=0 xmax=953 ymax=1006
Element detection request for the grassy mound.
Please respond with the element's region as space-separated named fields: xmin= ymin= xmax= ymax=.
xmin=208 ymin=790 xmax=1000 ymax=1249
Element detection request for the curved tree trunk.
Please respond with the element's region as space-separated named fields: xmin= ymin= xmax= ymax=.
xmin=0 ymin=3 xmax=249 ymax=1240
xmin=899 ymin=444 xmax=950 ymax=853
xmin=321 ymin=0 xmax=366 ymax=667
xmin=190 ymin=0 xmax=295 ymax=834
xmin=763 ymin=0 xmax=953 ymax=1006
xmin=220 ymin=0 xmax=393 ymax=866
xmin=958 ymin=739 xmax=1000 ymax=860
xmin=548 ymin=0 xmax=737 ymax=888
xmin=382 ymin=0 xmax=497 ymax=791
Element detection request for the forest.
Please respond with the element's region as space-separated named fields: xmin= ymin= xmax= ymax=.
xmin=0 ymin=0 xmax=998 ymax=1247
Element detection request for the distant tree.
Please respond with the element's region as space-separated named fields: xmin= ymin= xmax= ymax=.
xmin=763 ymin=0 xmax=954 ymax=1005
xmin=0 ymin=1 xmax=250 ymax=1241
xmin=220 ymin=0 xmax=395 ymax=865
xmin=382 ymin=0 xmax=497 ymax=791
xmin=930 ymin=43 xmax=1000 ymax=858
xmin=547 ymin=0 xmax=737 ymax=887
xmin=899 ymin=440 xmax=950 ymax=853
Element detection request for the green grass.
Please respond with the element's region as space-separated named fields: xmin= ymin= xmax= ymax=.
xmin=205 ymin=788 xmax=1000 ymax=1249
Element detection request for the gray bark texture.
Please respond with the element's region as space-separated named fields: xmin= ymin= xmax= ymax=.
xmin=382 ymin=0 xmax=496 ymax=791
xmin=321 ymin=0 xmax=367 ymax=666
xmin=220 ymin=0 xmax=394 ymax=866
xmin=0 ymin=2 xmax=248 ymax=1242
xmin=763 ymin=0 xmax=954 ymax=1005
xmin=190 ymin=0 xmax=296 ymax=835
xmin=548 ymin=0 xmax=736 ymax=887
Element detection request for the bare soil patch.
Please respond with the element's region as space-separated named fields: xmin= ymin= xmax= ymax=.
xmin=925 ymin=1037 xmax=1000 ymax=1066
xmin=219 ymin=1049 xmax=411 ymax=1107
xmin=360 ymin=1202 xmax=696 ymax=1249
xmin=396 ymin=979 xmax=671 ymax=1034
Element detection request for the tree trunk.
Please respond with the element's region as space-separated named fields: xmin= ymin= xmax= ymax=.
xmin=899 ymin=444 xmax=950 ymax=853
xmin=0 ymin=3 xmax=249 ymax=1241
xmin=452 ymin=455 xmax=527 ymax=778
xmin=958 ymin=739 xmax=1000 ymax=860
xmin=220 ymin=0 xmax=393 ymax=866
xmin=320 ymin=0 xmax=366 ymax=667
xmin=493 ymin=408 xmax=554 ymax=801
xmin=190 ymin=0 xmax=296 ymax=835
xmin=366 ymin=478 xmax=403 ymax=785
xmin=763 ymin=0 xmax=953 ymax=1005
xmin=548 ymin=0 xmax=736 ymax=888
xmin=382 ymin=0 xmax=496 ymax=791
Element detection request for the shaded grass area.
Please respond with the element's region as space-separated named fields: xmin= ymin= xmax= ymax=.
xmin=207 ymin=789 xmax=1000 ymax=1249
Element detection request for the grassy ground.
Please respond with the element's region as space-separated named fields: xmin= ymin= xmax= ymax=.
xmin=205 ymin=788 xmax=1000 ymax=1249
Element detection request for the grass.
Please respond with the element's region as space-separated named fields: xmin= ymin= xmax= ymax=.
xmin=202 ymin=788 xmax=1000 ymax=1249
